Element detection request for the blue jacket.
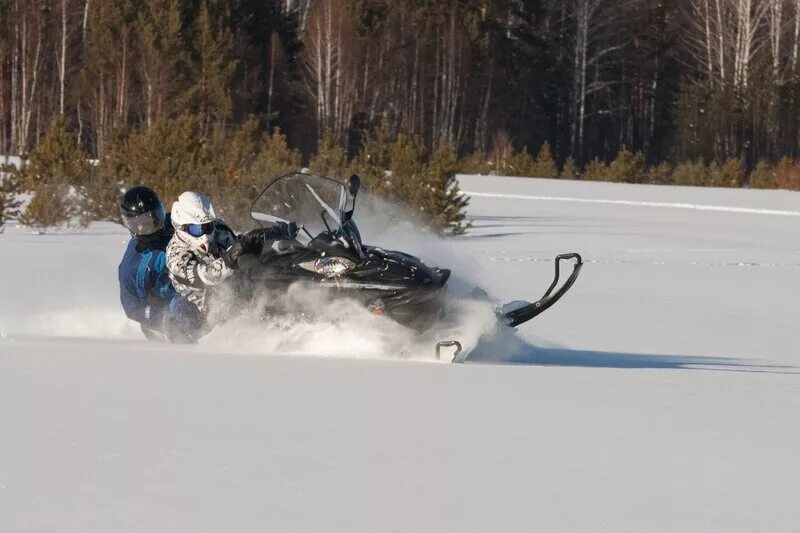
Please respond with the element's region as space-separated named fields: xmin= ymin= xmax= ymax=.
xmin=118 ymin=220 xmax=176 ymax=329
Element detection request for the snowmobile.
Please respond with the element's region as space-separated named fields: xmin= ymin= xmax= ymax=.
xmin=240 ymin=171 xmax=583 ymax=360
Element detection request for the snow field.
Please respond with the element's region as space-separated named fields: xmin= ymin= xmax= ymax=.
xmin=1 ymin=175 xmax=799 ymax=532
xmin=458 ymin=175 xmax=800 ymax=366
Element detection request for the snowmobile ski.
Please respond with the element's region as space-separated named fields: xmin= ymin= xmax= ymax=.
xmin=436 ymin=340 xmax=463 ymax=362
xmin=498 ymin=253 xmax=583 ymax=328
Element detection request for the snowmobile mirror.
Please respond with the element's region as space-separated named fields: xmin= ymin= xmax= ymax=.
xmin=344 ymin=174 xmax=361 ymax=222
xmin=347 ymin=174 xmax=361 ymax=197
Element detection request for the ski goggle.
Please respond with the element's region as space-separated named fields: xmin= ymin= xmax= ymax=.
xmin=181 ymin=222 xmax=215 ymax=237
xmin=121 ymin=206 xmax=166 ymax=236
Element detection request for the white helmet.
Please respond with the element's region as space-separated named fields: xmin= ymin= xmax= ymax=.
xmin=171 ymin=191 xmax=217 ymax=252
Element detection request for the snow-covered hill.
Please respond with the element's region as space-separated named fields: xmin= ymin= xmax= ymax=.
xmin=1 ymin=176 xmax=798 ymax=532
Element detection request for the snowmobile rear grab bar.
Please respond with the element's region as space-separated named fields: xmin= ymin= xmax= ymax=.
xmin=500 ymin=253 xmax=583 ymax=328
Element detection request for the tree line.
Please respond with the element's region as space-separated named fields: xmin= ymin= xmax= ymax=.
xmin=2 ymin=0 xmax=800 ymax=232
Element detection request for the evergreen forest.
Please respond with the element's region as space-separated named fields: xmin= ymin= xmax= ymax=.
xmin=3 ymin=0 xmax=800 ymax=232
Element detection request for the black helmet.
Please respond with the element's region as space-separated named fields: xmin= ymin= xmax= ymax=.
xmin=120 ymin=186 xmax=166 ymax=236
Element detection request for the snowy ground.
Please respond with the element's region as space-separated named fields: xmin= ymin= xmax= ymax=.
xmin=1 ymin=176 xmax=799 ymax=532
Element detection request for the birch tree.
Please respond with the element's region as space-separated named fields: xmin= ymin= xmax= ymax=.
xmin=284 ymin=0 xmax=313 ymax=32
xmin=685 ymin=0 xmax=769 ymax=90
xmin=302 ymin=0 xmax=357 ymax=143
xmin=8 ymin=0 xmax=46 ymax=153
xmin=685 ymin=0 xmax=725 ymax=86
xmin=792 ymin=0 xmax=800 ymax=74
xmin=55 ymin=0 xmax=79 ymax=116
xmin=82 ymin=0 xmax=137 ymax=155
xmin=766 ymin=0 xmax=783 ymax=79
xmin=0 ymin=1 xmax=8 ymax=153
xmin=732 ymin=0 xmax=769 ymax=91
xmin=431 ymin=4 xmax=469 ymax=149
xmin=567 ymin=0 xmax=635 ymax=161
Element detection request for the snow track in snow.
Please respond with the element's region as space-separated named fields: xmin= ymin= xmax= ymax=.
xmin=483 ymin=255 xmax=800 ymax=269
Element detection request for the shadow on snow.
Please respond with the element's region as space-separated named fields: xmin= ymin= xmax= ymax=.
xmin=462 ymin=334 xmax=799 ymax=375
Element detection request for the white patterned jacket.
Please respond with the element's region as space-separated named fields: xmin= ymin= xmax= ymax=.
xmin=166 ymin=223 xmax=237 ymax=313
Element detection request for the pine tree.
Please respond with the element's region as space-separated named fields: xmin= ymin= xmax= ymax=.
xmin=707 ymin=158 xmax=745 ymax=188
xmin=672 ymin=161 xmax=709 ymax=187
xmin=530 ymin=141 xmax=558 ymax=178
xmin=423 ymin=144 xmax=470 ymax=235
xmin=20 ymin=184 xmax=75 ymax=231
xmin=607 ymin=146 xmax=645 ymax=183
xmin=507 ymin=148 xmax=536 ymax=177
xmin=774 ymin=158 xmax=800 ymax=190
xmin=0 ymin=170 xmax=22 ymax=231
xmin=308 ymin=133 xmax=346 ymax=178
xmin=81 ymin=167 xmax=125 ymax=224
xmin=458 ymin=151 xmax=491 ymax=175
xmin=137 ymin=0 xmax=188 ymax=127
xmin=219 ymin=117 xmax=262 ymax=191
xmin=15 ymin=118 xmax=90 ymax=230
xmin=107 ymin=114 xmax=211 ymax=204
xmin=388 ymin=133 xmax=426 ymax=209
xmin=186 ymin=0 xmax=237 ymax=138
xmin=561 ymin=157 xmax=578 ymax=179
xmin=250 ymin=127 xmax=302 ymax=181
xmin=218 ymin=126 xmax=301 ymax=229
xmin=647 ymin=162 xmax=673 ymax=185
xmin=349 ymin=120 xmax=394 ymax=196
xmin=749 ymin=161 xmax=776 ymax=189
xmin=582 ymin=158 xmax=609 ymax=181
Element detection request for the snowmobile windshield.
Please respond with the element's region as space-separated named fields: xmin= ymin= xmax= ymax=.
xmin=250 ymin=172 xmax=349 ymax=245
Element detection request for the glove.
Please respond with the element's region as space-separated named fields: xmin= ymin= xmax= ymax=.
xmin=269 ymin=239 xmax=301 ymax=255
xmin=284 ymin=221 xmax=300 ymax=239
xmin=241 ymin=228 xmax=266 ymax=254
xmin=267 ymin=221 xmax=299 ymax=240
xmin=222 ymin=229 xmax=265 ymax=269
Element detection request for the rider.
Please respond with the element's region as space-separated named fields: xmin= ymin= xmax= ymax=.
xmin=118 ymin=186 xmax=179 ymax=340
xmin=166 ymin=191 xmax=296 ymax=339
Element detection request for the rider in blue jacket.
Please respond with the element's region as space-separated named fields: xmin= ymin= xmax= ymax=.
xmin=118 ymin=186 xmax=180 ymax=340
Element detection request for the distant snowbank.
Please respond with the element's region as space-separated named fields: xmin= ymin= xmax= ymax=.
xmin=0 ymin=155 xmax=22 ymax=168
xmin=457 ymin=174 xmax=800 ymax=213
xmin=0 ymin=154 xmax=98 ymax=170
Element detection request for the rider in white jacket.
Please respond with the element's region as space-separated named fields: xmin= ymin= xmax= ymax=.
xmin=166 ymin=191 xmax=297 ymax=338
xmin=166 ymin=192 xmax=262 ymax=329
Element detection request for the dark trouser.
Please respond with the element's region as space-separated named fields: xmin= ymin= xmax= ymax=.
xmin=166 ymin=296 xmax=208 ymax=343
